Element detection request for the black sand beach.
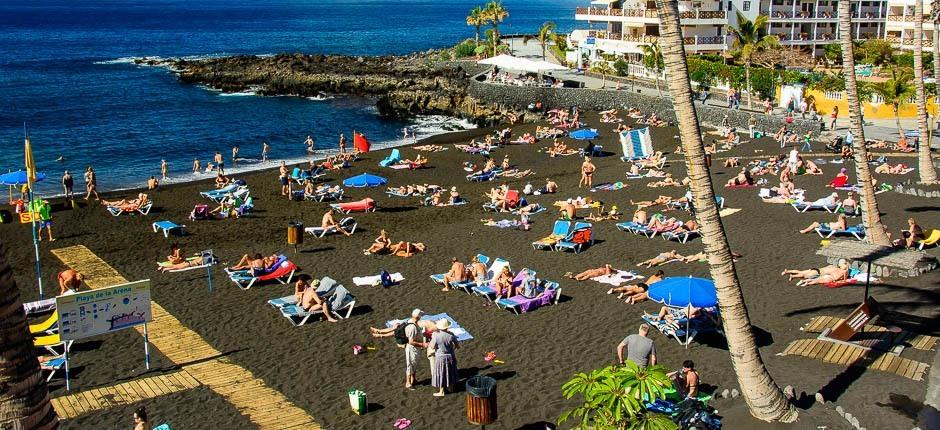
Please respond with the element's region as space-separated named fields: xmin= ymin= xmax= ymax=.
xmin=3 ymin=113 xmax=938 ymax=429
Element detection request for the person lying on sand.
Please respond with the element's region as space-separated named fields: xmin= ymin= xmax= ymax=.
xmin=101 ymin=193 xmax=148 ymax=211
xmin=724 ymin=157 xmax=740 ymax=168
xmin=639 ymin=251 xmax=685 ymax=268
xmin=799 ymin=214 xmax=847 ymax=234
xmin=725 ymin=168 xmax=754 ymax=187
xmin=646 ymin=305 xmax=704 ymax=325
xmin=540 ymin=178 xmax=558 ymax=194
xmin=781 ymin=260 xmax=849 ymax=286
xmin=159 ymin=254 xmax=210 ymax=272
xmin=514 ymin=203 xmax=544 ymax=215
xmin=631 ymin=196 xmax=672 ymax=209
xmin=608 ymin=283 xmax=650 ymax=304
xmin=441 ymin=257 xmax=467 ymax=292
xmin=586 ymin=205 xmax=620 ymax=221
xmin=390 ymin=241 xmax=426 ymax=258
xmin=371 ymin=319 xmax=437 ymax=341
xmin=647 ymin=173 xmax=679 ymax=188
xmin=365 ymin=230 xmax=391 ymax=255
xmin=565 ymin=264 xmax=613 ymax=281
xmin=875 ymin=163 xmax=910 ymax=174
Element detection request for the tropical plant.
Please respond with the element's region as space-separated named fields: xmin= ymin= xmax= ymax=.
xmin=484 ymin=1 xmax=509 ymax=57
xmin=823 ymin=43 xmax=842 ymax=66
xmin=811 ymin=71 xmax=846 ymax=92
xmin=590 ymin=61 xmax=615 ymax=88
xmin=839 ymin=0 xmax=892 ymax=245
xmin=867 ymin=68 xmax=915 ymax=137
xmin=727 ymin=13 xmax=778 ymax=109
xmin=858 ymin=39 xmax=895 ymax=66
xmin=453 ymin=40 xmax=478 ymax=58
xmin=914 ymin=0 xmax=939 ymax=183
xmin=614 ymin=58 xmax=630 ymax=77
xmin=0 ymin=242 xmax=60 ymax=429
xmin=656 ymin=0 xmax=799 ymax=421
xmin=523 ymin=21 xmax=556 ymax=61
xmin=466 ymin=6 xmax=488 ymax=44
xmin=559 ymin=362 xmax=675 ymax=429
xmin=641 ymin=42 xmax=665 ymax=96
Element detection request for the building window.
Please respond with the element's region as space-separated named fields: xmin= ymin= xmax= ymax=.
xmin=743 ymin=1 xmax=751 ymax=11
xmin=727 ymin=1 xmax=732 ymax=11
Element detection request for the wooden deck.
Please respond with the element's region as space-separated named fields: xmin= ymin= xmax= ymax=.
xmin=50 ymin=371 xmax=200 ymax=419
xmin=780 ymin=338 xmax=931 ymax=381
xmin=802 ymin=315 xmax=939 ymax=351
xmin=51 ymin=245 xmax=321 ymax=429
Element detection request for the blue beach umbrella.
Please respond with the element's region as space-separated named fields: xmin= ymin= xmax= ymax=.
xmin=569 ymin=128 xmax=599 ymax=140
xmin=343 ymin=173 xmax=387 ymax=188
xmin=647 ymin=276 xmax=717 ymax=308
xmin=0 ymin=170 xmax=46 ymax=185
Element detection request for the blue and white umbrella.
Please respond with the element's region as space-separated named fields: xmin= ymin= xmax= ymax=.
xmin=569 ymin=128 xmax=599 ymax=140
xmin=647 ymin=276 xmax=717 ymax=308
xmin=343 ymin=173 xmax=388 ymax=188
xmin=0 ymin=170 xmax=46 ymax=185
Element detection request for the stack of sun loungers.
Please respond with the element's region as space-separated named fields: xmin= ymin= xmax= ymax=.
xmin=27 ymin=309 xmax=69 ymax=381
xmin=267 ymin=276 xmax=357 ymax=326
xmin=225 ymin=255 xmax=297 ymax=289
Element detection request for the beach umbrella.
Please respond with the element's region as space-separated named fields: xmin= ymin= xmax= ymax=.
xmin=343 ymin=173 xmax=387 ymax=188
xmin=0 ymin=170 xmax=46 ymax=185
xmin=569 ymin=128 xmax=599 ymax=140
xmin=647 ymin=276 xmax=717 ymax=308
xmin=354 ymin=132 xmax=370 ymax=153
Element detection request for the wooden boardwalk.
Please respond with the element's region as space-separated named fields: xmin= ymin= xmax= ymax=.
xmin=802 ymin=315 xmax=939 ymax=351
xmin=51 ymin=245 xmax=320 ymax=429
xmin=779 ymin=338 xmax=931 ymax=381
xmin=50 ymin=371 xmax=200 ymax=419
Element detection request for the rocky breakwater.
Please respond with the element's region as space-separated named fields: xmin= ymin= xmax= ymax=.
xmin=143 ymin=53 xmax=512 ymax=125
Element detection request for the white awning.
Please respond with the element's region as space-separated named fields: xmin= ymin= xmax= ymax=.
xmin=478 ymin=55 xmax=568 ymax=73
xmin=591 ymin=0 xmax=617 ymax=4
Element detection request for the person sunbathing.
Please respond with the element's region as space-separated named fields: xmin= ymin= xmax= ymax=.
xmin=101 ymin=193 xmax=148 ymax=210
xmin=607 ymin=283 xmax=650 ymax=304
xmin=647 ymin=214 xmax=679 ymax=231
xmin=228 ymin=253 xmax=264 ymax=272
xmin=901 ymin=217 xmax=925 ymax=248
xmin=802 ymin=159 xmax=823 ymax=175
xmin=371 ymin=319 xmax=437 ymax=340
xmin=586 ymin=205 xmax=620 ymax=221
xmin=874 ymin=163 xmax=909 ymax=174
xmin=726 ymin=168 xmax=754 ymax=187
xmin=724 ymin=157 xmax=740 ymax=168
xmin=799 ymin=214 xmax=847 ymax=234
xmin=781 ymin=260 xmax=849 ymax=284
xmin=827 ymin=168 xmax=849 ymax=187
xmin=158 ymin=254 xmax=210 ymax=272
xmin=673 ymin=220 xmax=698 ymax=234
xmin=365 ymin=230 xmax=392 ymax=255
xmin=481 ymin=158 xmax=497 ymax=173
xmin=647 ymin=173 xmax=678 ymax=188
xmin=627 ymin=107 xmax=643 ymax=118
xmin=894 ymin=136 xmax=913 ymax=152
xmin=297 ymin=282 xmax=338 ymax=322
xmin=493 ymin=267 xmax=514 ymax=298
xmin=631 ymin=196 xmax=672 ymax=209
xmin=390 ymin=241 xmax=426 ymax=258
xmin=469 ymin=256 xmax=487 ymax=284
xmin=558 ymin=199 xmax=576 ymax=220
xmin=565 ymin=264 xmax=613 ymax=281
xmin=632 ymin=207 xmax=649 ymax=225
xmin=514 ymin=203 xmax=543 ymax=216
xmin=639 ymin=250 xmax=684 ymax=268
xmin=215 ymin=173 xmax=230 ymax=188
xmin=166 ymin=244 xmax=184 ymax=265
xmin=441 ymin=257 xmax=467 ymax=292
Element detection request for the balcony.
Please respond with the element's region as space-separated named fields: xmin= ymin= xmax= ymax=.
xmin=887 ymin=35 xmax=935 ymax=47
xmin=575 ymin=6 xmax=725 ymax=23
xmin=569 ymin=29 xmax=728 ymax=53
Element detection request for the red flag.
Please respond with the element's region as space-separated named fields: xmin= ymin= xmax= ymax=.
xmin=354 ymin=133 xmax=370 ymax=153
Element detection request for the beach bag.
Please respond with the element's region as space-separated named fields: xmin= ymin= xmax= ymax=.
xmin=674 ymin=398 xmax=721 ymax=430
xmin=573 ymin=228 xmax=592 ymax=244
xmin=348 ymin=389 xmax=367 ymax=415
xmin=379 ymin=269 xmax=393 ymax=288
xmin=394 ymin=322 xmax=415 ymax=345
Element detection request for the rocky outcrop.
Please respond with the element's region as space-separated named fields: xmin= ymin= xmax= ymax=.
xmin=143 ymin=53 xmax=516 ymax=126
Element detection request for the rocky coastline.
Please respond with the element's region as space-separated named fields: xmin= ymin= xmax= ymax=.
xmin=137 ymin=53 xmax=513 ymax=126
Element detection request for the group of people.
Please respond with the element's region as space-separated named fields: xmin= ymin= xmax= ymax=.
xmin=364 ymin=230 xmax=426 ymax=257
xmin=370 ymin=309 xmax=460 ymax=396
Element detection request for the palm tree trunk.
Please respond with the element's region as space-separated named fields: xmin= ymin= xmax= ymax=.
xmin=914 ymin=0 xmax=940 ymax=183
xmin=895 ymin=108 xmax=905 ymax=139
xmin=475 ymin=26 xmax=481 ymax=44
xmin=654 ymin=0 xmax=797 ymax=422
xmin=933 ymin=22 xmax=940 ymax=81
xmin=745 ymin=61 xmax=753 ymax=110
xmin=0 ymin=242 xmax=59 ymax=429
xmin=654 ymin=73 xmax=662 ymax=97
xmin=839 ymin=0 xmax=892 ymax=245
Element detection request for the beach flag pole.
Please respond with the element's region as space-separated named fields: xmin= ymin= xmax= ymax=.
xmin=24 ymin=123 xmax=44 ymax=300
xmin=143 ymin=322 xmax=151 ymax=370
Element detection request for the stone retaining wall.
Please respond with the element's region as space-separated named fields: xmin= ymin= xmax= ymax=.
xmin=462 ymin=70 xmax=822 ymax=137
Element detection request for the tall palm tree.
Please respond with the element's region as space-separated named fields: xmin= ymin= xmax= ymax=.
xmin=839 ymin=0 xmax=892 ymax=245
xmin=485 ymin=1 xmax=509 ymax=56
xmin=641 ymin=42 xmax=665 ymax=96
xmin=523 ymin=21 xmax=556 ymax=61
xmin=0 ymin=241 xmax=59 ymax=429
xmin=914 ymin=0 xmax=940 ymax=183
xmin=466 ymin=6 xmax=487 ymax=44
xmin=933 ymin=0 xmax=940 ymax=89
xmin=654 ymin=0 xmax=797 ymax=422
xmin=867 ymin=68 xmax=915 ymax=138
xmin=727 ymin=13 xmax=778 ymax=109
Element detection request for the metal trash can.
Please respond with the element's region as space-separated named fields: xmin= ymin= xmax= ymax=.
xmin=466 ymin=375 xmax=497 ymax=426
xmin=287 ymin=221 xmax=304 ymax=246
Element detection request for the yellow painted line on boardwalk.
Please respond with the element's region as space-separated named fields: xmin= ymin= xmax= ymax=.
xmin=50 ymin=370 xmax=200 ymax=419
xmin=51 ymin=245 xmax=320 ymax=429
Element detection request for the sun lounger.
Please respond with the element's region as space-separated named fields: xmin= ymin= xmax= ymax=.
xmin=815 ymin=224 xmax=865 ymax=240
xmin=226 ymin=255 xmax=297 ymax=289
xmin=472 ymin=268 xmax=534 ymax=301
xmin=466 ymin=170 xmax=498 ymax=182
xmin=430 ymin=254 xmax=491 ymax=293
xmin=159 ymin=252 xmax=217 ymax=273
xmin=107 ymin=200 xmax=153 ymax=216
xmin=305 ymin=217 xmax=357 ymax=238
xmin=201 ymin=185 xmax=248 ymax=203
xmin=308 ymin=187 xmax=344 ymax=202
xmin=331 ymin=198 xmax=376 ymax=214
xmin=495 ymin=280 xmax=561 ymax=314
xmin=555 ymin=222 xmax=593 ymax=253
xmin=379 ymin=149 xmax=401 ymax=167
xmin=641 ymin=309 xmax=723 ymax=346
xmin=386 ymin=312 xmax=474 ymax=341
xmin=29 ymin=312 xmax=58 ymax=335
xmin=919 ymin=229 xmax=940 ymax=250
xmin=235 ymin=196 xmax=254 ymax=217
xmin=23 ymin=298 xmax=56 ymax=316
xmin=277 ymin=285 xmax=356 ymax=326
xmin=661 ymin=229 xmax=699 ymax=243
xmin=532 ymin=220 xmax=571 ymax=250
xmin=791 ymin=199 xmax=839 ymax=213
xmin=39 ymin=356 xmax=67 ymax=382
xmin=268 ymin=276 xmax=339 ymax=309
xmin=591 ymin=270 xmax=643 ymax=286
xmin=152 ymin=220 xmax=185 ymax=238
xmin=616 ymin=221 xmax=651 ymax=236
xmin=33 ymin=333 xmax=72 ymax=356
xmin=639 ymin=221 xmax=680 ymax=239
xmin=511 ymin=204 xmax=546 ymax=216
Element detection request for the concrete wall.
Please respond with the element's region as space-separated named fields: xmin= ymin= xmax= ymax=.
xmin=464 ymin=73 xmax=823 ymax=137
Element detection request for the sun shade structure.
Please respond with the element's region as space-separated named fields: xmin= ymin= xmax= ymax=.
xmin=477 ymin=55 xmax=567 ymax=73
xmin=569 ymin=128 xmax=599 ymax=140
xmin=647 ymin=276 xmax=717 ymax=308
xmin=0 ymin=170 xmax=46 ymax=185
xmin=342 ymin=173 xmax=387 ymax=188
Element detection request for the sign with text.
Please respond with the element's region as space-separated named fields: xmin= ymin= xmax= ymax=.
xmin=55 ymin=280 xmax=152 ymax=341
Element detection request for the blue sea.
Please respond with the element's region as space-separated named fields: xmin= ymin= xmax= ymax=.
xmin=0 ymin=0 xmax=578 ymax=195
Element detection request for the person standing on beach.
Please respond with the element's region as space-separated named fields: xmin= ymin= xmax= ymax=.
xmin=305 ymin=135 xmax=315 ymax=153
xmin=192 ymin=158 xmax=200 ymax=173
xmin=829 ymin=106 xmax=839 ymax=131
xmin=403 ymin=309 xmax=427 ymax=390
xmin=214 ymin=151 xmax=225 ymax=175
xmin=430 ymin=319 xmax=459 ymax=397
xmin=617 ymin=323 xmax=656 ymax=367
xmin=31 ymin=199 xmax=54 ymax=241
xmin=161 ymin=159 xmax=168 ymax=180
xmin=232 ymin=145 xmax=239 ymax=166
xmin=338 ymin=134 xmax=347 ymax=154
xmin=279 ymin=161 xmax=291 ymax=198
xmin=83 ymin=166 xmax=100 ymax=200
xmin=262 ymin=141 xmax=270 ymax=162
xmin=61 ymin=170 xmax=73 ymax=199
xmin=579 ymin=157 xmax=596 ymax=188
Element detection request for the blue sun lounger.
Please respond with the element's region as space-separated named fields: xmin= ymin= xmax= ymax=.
xmin=276 ymin=284 xmax=356 ymax=326
xmin=616 ymin=221 xmax=651 ymax=236
xmin=495 ymin=280 xmax=561 ymax=314
xmin=661 ymin=229 xmax=700 ymax=243
xmin=815 ymin=224 xmax=865 ymax=240
xmin=472 ymin=267 xmax=531 ymax=301
xmin=152 ymin=220 xmax=185 ymax=238
xmin=532 ymin=220 xmax=571 ymax=250
xmin=379 ymin=149 xmax=401 ymax=167
xmin=641 ymin=308 xmax=723 ymax=347
xmin=555 ymin=222 xmax=593 ymax=253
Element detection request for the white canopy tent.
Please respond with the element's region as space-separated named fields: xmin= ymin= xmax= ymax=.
xmin=477 ymin=55 xmax=567 ymax=74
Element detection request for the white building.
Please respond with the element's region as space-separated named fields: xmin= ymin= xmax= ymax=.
xmin=569 ymin=0 xmax=933 ymax=63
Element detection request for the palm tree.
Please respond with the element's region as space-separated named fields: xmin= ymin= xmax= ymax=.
xmin=727 ymin=13 xmax=778 ymax=109
xmin=867 ymin=68 xmax=915 ymax=138
xmin=914 ymin=0 xmax=940 ymax=183
xmin=0 ymin=241 xmax=59 ymax=429
xmin=932 ymin=0 xmax=940 ymax=88
xmin=523 ymin=21 xmax=556 ymax=61
xmin=484 ymin=1 xmax=509 ymax=56
xmin=590 ymin=61 xmax=614 ymax=88
xmin=838 ymin=0 xmax=892 ymax=245
xmin=655 ymin=0 xmax=798 ymax=422
xmin=466 ymin=6 xmax=487 ymax=44
xmin=641 ymin=42 xmax=665 ymax=96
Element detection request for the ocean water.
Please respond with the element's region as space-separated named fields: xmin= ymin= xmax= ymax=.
xmin=0 ymin=0 xmax=579 ymax=195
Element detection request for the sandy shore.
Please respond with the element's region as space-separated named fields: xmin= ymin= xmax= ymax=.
xmin=3 ymin=113 xmax=937 ymax=429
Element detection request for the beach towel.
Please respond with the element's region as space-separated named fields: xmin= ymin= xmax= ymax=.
xmin=386 ymin=312 xmax=473 ymax=341
xmin=483 ymin=219 xmax=523 ymax=229
xmin=590 ymin=182 xmax=625 ymax=192
xmin=353 ymin=272 xmax=404 ymax=286
xmin=619 ymin=127 xmax=653 ymax=160
xmin=591 ymin=270 xmax=644 ymax=286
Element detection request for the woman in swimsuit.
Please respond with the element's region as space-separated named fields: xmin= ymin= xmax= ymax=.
xmin=565 ymin=264 xmax=613 ymax=281
xmin=639 ymin=251 xmax=684 ymax=268
xmin=607 ymin=283 xmax=650 ymax=304
xmin=365 ymin=230 xmax=392 ymax=255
